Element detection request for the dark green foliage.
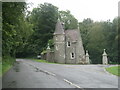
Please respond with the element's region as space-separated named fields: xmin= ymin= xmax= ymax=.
xmin=23 ymin=3 xmax=58 ymax=56
xmin=80 ymin=18 xmax=119 ymax=64
xmin=79 ymin=18 xmax=93 ymax=50
xmin=0 ymin=2 xmax=2 ymax=61
xmin=2 ymin=2 xmax=33 ymax=60
xmin=59 ymin=10 xmax=78 ymax=30
xmin=2 ymin=56 xmax=15 ymax=75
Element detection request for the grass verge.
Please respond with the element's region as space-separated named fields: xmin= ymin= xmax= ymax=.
xmin=32 ymin=59 xmax=57 ymax=64
xmin=31 ymin=58 xmax=82 ymax=65
xmin=0 ymin=57 xmax=1 ymax=76
xmin=2 ymin=56 xmax=15 ymax=76
xmin=106 ymin=66 xmax=120 ymax=76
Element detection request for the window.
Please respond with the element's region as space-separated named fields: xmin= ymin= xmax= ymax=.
xmin=71 ymin=52 xmax=75 ymax=59
xmin=67 ymin=41 xmax=71 ymax=47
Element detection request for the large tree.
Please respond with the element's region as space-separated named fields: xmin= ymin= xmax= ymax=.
xmin=80 ymin=18 xmax=119 ymax=64
xmin=79 ymin=18 xmax=93 ymax=50
xmin=59 ymin=10 xmax=78 ymax=30
xmin=2 ymin=2 xmax=33 ymax=59
xmin=25 ymin=3 xmax=58 ymax=56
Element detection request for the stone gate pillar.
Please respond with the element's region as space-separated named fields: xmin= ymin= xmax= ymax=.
xmin=46 ymin=43 xmax=50 ymax=62
xmin=102 ymin=49 xmax=108 ymax=65
xmin=85 ymin=50 xmax=90 ymax=64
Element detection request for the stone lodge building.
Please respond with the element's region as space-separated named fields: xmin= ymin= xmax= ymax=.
xmin=52 ymin=20 xmax=89 ymax=64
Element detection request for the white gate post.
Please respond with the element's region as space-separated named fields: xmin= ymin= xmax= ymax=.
xmin=102 ymin=49 xmax=108 ymax=65
xmin=85 ymin=50 xmax=90 ymax=64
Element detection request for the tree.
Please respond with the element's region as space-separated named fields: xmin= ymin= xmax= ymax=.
xmin=86 ymin=22 xmax=107 ymax=64
xmin=106 ymin=18 xmax=119 ymax=63
xmin=2 ymin=2 xmax=33 ymax=59
xmin=24 ymin=3 xmax=58 ymax=56
xmin=80 ymin=18 xmax=119 ymax=64
xmin=59 ymin=10 xmax=78 ymax=30
xmin=79 ymin=18 xmax=93 ymax=50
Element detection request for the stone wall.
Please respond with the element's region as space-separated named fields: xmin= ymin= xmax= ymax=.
xmin=41 ymin=53 xmax=47 ymax=60
xmin=41 ymin=51 xmax=55 ymax=63
xmin=46 ymin=51 xmax=54 ymax=62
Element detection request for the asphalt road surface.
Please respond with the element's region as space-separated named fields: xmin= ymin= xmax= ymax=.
xmin=2 ymin=59 xmax=119 ymax=88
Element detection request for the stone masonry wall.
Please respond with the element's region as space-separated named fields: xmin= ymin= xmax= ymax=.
xmin=46 ymin=51 xmax=54 ymax=62
xmin=41 ymin=51 xmax=54 ymax=62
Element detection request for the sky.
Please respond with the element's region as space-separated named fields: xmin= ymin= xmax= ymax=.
xmin=27 ymin=0 xmax=119 ymax=22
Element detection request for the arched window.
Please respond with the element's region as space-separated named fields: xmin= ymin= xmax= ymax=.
xmin=71 ymin=52 xmax=75 ymax=59
xmin=67 ymin=41 xmax=70 ymax=47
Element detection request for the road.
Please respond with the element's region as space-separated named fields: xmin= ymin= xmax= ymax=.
xmin=2 ymin=59 xmax=118 ymax=88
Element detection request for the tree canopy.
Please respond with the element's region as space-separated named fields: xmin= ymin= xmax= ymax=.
xmin=2 ymin=2 xmax=33 ymax=59
xmin=59 ymin=10 xmax=78 ymax=30
xmin=79 ymin=18 xmax=119 ymax=64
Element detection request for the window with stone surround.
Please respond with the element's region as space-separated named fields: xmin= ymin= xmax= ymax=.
xmin=67 ymin=41 xmax=71 ymax=47
xmin=71 ymin=52 xmax=75 ymax=59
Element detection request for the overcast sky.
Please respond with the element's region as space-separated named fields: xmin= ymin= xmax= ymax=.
xmin=27 ymin=0 xmax=119 ymax=22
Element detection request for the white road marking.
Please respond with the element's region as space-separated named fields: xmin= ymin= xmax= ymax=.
xmin=63 ymin=79 xmax=84 ymax=89
xmin=24 ymin=62 xmax=56 ymax=76
xmin=24 ymin=61 xmax=84 ymax=89
xmin=42 ymin=70 xmax=56 ymax=76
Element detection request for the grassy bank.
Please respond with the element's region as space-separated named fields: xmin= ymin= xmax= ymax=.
xmin=0 ymin=57 xmax=1 ymax=76
xmin=31 ymin=58 xmax=82 ymax=65
xmin=2 ymin=56 xmax=15 ymax=76
xmin=0 ymin=63 xmax=2 ymax=77
xmin=32 ymin=59 xmax=56 ymax=64
xmin=106 ymin=66 xmax=120 ymax=76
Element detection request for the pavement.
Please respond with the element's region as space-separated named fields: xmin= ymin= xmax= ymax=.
xmin=2 ymin=59 xmax=119 ymax=88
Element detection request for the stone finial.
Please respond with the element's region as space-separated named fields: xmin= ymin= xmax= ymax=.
xmin=47 ymin=43 xmax=50 ymax=50
xmin=102 ymin=49 xmax=108 ymax=65
xmin=103 ymin=49 xmax=107 ymax=56
xmin=85 ymin=50 xmax=90 ymax=64
xmin=86 ymin=50 xmax=89 ymax=56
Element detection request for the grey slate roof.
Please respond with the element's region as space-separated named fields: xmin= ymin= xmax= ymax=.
xmin=65 ymin=29 xmax=79 ymax=41
xmin=54 ymin=21 xmax=65 ymax=35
